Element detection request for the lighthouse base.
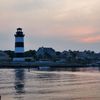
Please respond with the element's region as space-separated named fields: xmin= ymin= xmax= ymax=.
xmin=13 ymin=58 xmax=25 ymax=62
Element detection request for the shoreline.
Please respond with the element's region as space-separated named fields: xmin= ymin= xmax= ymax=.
xmin=0 ymin=61 xmax=99 ymax=68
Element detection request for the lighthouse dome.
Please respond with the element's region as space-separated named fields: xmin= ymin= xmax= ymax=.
xmin=15 ymin=28 xmax=24 ymax=37
xmin=17 ymin=28 xmax=22 ymax=30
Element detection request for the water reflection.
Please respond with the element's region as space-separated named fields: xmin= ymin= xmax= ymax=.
xmin=0 ymin=67 xmax=100 ymax=100
xmin=50 ymin=67 xmax=80 ymax=72
xmin=37 ymin=66 xmax=100 ymax=72
xmin=14 ymin=69 xmax=25 ymax=94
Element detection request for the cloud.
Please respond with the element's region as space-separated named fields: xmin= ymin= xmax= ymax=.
xmin=80 ymin=35 xmax=100 ymax=43
xmin=0 ymin=0 xmax=100 ymax=52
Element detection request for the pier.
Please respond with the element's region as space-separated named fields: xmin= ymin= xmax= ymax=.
xmin=0 ymin=61 xmax=90 ymax=68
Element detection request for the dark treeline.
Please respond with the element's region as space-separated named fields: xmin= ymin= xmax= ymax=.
xmin=3 ymin=48 xmax=100 ymax=65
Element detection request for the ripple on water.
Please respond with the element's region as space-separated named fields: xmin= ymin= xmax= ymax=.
xmin=0 ymin=69 xmax=100 ymax=100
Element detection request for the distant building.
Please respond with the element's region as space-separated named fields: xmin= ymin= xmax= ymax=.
xmin=0 ymin=51 xmax=11 ymax=62
xmin=76 ymin=52 xmax=95 ymax=60
xmin=36 ymin=47 xmax=56 ymax=60
xmin=24 ymin=57 xmax=34 ymax=62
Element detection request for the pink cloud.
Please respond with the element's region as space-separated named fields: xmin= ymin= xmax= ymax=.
xmin=80 ymin=35 xmax=100 ymax=43
xmin=68 ymin=27 xmax=97 ymax=35
xmin=47 ymin=26 xmax=98 ymax=39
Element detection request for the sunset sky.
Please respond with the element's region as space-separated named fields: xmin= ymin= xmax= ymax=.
xmin=0 ymin=0 xmax=100 ymax=52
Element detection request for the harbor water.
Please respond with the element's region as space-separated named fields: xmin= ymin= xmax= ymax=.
xmin=0 ymin=67 xmax=100 ymax=100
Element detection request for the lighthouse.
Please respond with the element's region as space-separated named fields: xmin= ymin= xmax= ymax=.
xmin=13 ymin=28 xmax=25 ymax=62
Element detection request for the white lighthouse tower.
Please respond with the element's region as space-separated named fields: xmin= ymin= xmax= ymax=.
xmin=13 ymin=28 xmax=25 ymax=62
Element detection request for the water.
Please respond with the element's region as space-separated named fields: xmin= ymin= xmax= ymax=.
xmin=0 ymin=67 xmax=100 ymax=100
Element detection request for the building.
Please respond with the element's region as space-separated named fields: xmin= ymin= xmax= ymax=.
xmin=36 ymin=47 xmax=56 ymax=60
xmin=0 ymin=51 xmax=11 ymax=62
xmin=13 ymin=28 xmax=25 ymax=62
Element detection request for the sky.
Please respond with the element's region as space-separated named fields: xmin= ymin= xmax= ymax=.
xmin=0 ymin=0 xmax=100 ymax=52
